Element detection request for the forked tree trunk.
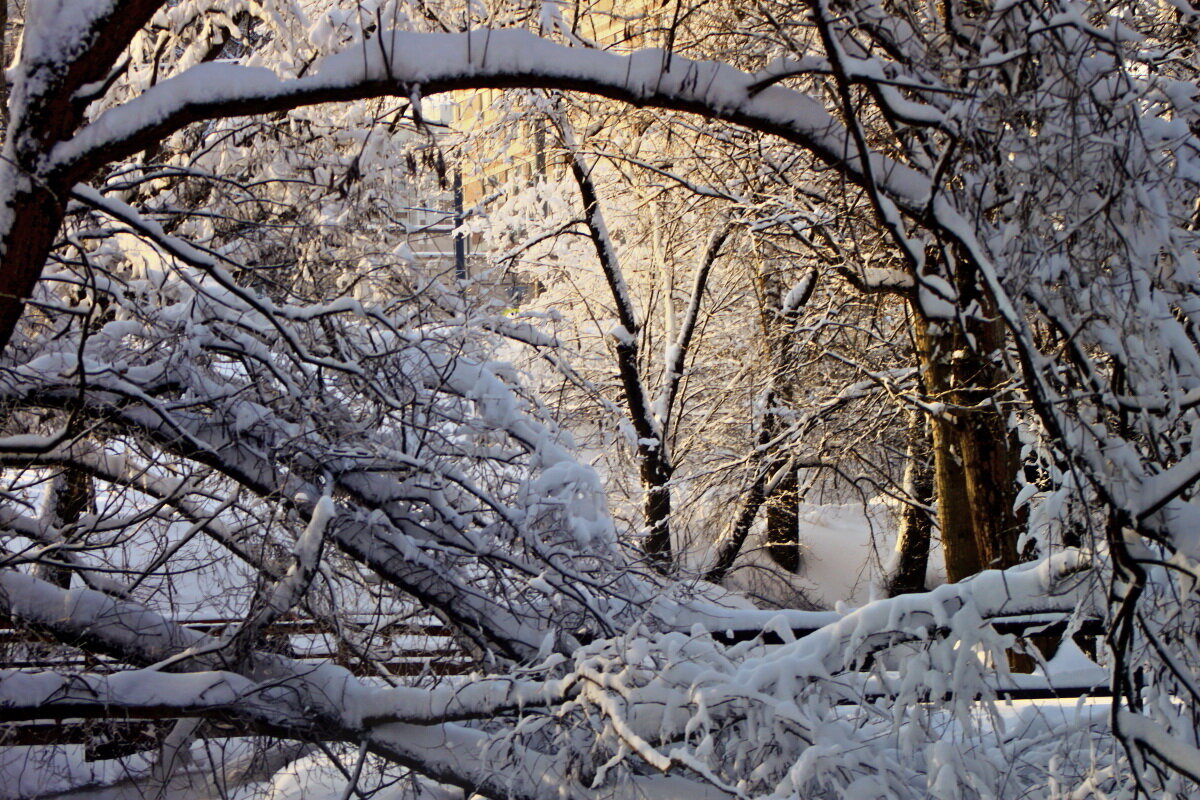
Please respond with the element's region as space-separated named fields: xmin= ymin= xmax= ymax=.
xmin=705 ymin=268 xmax=815 ymax=584
xmin=0 ymin=0 xmax=166 ymax=355
xmin=912 ymin=310 xmax=981 ymax=583
xmin=913 ymin=280 xmax=1023 ymax=583
xmin=704 ymin=469 xmax=768 ymax=584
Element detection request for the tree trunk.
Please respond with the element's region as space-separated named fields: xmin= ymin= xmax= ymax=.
xmin=33 ymin=468 xmax=95 ymax=588
xmin=641 ymin=455 xmax=673 ymax=569
xmin=953 ymin=314 xmax=1024 ymax=572
xmin=0 ymin=184 xmax=68 ymax=347
xmin=887 ymin=409 xmax=933 ymax=596
xmin=913 ymin=286 xmax=1022 ymax=583
xmin=704 ymin=466 xmax=769 ymax=584
xmin=0 ymin=0 xmax=167 ymax=356
xmin=765 ymin=463 xmax=801 ymax=573
xmin=755 ymin=257 xmax=804 ymax=574
xmin=912 ymin=311 xmax=980 ymax=583
xmin=1 ymin=0 xmax=8 ymax=132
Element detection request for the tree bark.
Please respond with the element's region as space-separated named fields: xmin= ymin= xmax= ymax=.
xmin=33 ymin=467 xmax=94 ymax=588
xmin=953 ymin=313 xmax=1024 ymax=572
xmin=566 ymin=147 xmax=675 ymax=570
xmin=887 ymin=409 xmax=933 ymax=596
xmin=765 ymin=463 xmax=801 ymax=573
xmin=0 ymin=185 xmax=67 ymax=345
xmin=912 ymin=311 xmax=981 ymax=583
xmin=640 ymin=455 xmax=674 ymax=567
xmin=704 ymin=467 xmax=768 ymax=584
xmin=913 ymin=274 xmax=1022 ymax=583
xmin=755 ymin=259 xmax=805 ymax=573
xmin=1 ymin=0 xmax=8 ymax=133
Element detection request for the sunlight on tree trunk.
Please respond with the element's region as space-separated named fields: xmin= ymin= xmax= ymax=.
xmin=913 ymin=309 xmax=980 ymax=583
xmin=756 ymin=253 xmax=803 ymax=574
xmin=765 ymin=465 xmax=801 ymax=573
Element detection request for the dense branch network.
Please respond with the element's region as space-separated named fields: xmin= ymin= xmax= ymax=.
xmin=3 ymin=0 xmax=1200 ymax=796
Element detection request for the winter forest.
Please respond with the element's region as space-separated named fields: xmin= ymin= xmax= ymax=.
xmin=3 ymin=0 xmax=1200 ymax=797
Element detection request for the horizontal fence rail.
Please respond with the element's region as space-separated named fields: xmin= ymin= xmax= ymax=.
xmin=0 ymin=611 xmax=1111 ymax=759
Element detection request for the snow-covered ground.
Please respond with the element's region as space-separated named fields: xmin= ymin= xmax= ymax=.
xmin=2 ymin=738 xmax=311 ymax=800
xmin=2 ymin=502 xmax=1100 ymax=800
xmin=722 ymin=500 xmax=946 ymax=609
xmin=14 ymin=694 xmax=1112 ymax=800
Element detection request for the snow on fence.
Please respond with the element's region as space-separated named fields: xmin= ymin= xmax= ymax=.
xmin=0 ymin=615 xmax=467 ymax=677
xmin=0 ymin=611 xmax=1110 ymax=758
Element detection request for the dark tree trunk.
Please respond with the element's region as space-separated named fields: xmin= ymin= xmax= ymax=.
xmin=1 ymin=0 xmax=8 ymax=132
xmin=952 ymin=304 xmax=1024 ymax=573
xmin=0 ymin=185 xmax=68 ymax=348
xmin=765 ymin=464 xmax=802 ymax=573
xmin=756 ymin=259 xmax=804 ymax=574
xmin=705 ymin=264 xmax=815 ymax=584
xmin=887 ymin=410 xmax=933 ymax=596
xmin=0 ymin=0 xmax=166 ymax=355
xmin=704 ymin=469 xmax=768 ymax=584
xmin=34 ymin=468 xmax=95 ymax=588
xmin=640 ymin=454 xmax=674 ymax=569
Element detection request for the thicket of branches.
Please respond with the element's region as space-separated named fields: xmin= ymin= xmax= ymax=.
xmin=2 ymin=1 xmax=1200 ymax=798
